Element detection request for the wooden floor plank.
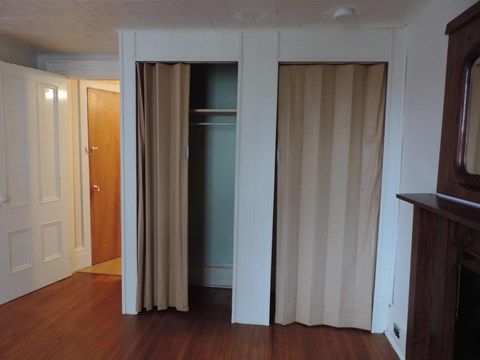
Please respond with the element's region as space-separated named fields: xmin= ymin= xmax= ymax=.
xmin=77 ymin=256 xmax=122 ymax=276
xmin=0 ymin=273 xmax=398 ymax=359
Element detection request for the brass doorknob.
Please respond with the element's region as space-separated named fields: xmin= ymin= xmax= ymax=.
xmin=85 ymin=146 xmax=99 ymax=154
xmin=92 ymin=185 xmax=101 ymax=192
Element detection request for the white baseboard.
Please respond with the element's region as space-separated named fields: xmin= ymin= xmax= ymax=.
xmin=385 ymin=330 xmax=405 ymax=360
xmin=189 ymin=263 xmax=232 ymax=288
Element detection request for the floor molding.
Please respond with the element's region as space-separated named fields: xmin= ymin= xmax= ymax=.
xmin=189 ymin=263 xmax=232 ymax=288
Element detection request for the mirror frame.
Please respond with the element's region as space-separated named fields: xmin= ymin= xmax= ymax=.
xmin=457 ymin=48 xmax=480 ymax=180
xmin=437 ymin=2 xmax=480 ymax=204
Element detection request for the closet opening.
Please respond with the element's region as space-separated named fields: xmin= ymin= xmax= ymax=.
xmin=135 ymin=62 xmax=238 ymax=317
xmin=272 ymin=63 xmax=387 ymax=330
xmin=74 ymin=80 xmax=122 ymax=277
xmin=188 ymin=63 xmax=238 ymax=310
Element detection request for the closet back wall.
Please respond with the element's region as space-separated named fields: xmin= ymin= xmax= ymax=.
xmin=189 ymin=64 xmax=238 ymax=287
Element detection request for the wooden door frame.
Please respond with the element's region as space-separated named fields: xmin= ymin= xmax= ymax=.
xmin=74 ymin=80 xmax=120 ymax=270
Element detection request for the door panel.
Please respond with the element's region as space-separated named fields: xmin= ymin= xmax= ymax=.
xmin=0 ymin=62 xmax=73 ymax=305
xmin=37 ymin=83 xmax=61 ymax=203
xmin=87 ymin=88 xmax=121 ymax=264
xmin=2 ymin=77 xmax=29 ymax=208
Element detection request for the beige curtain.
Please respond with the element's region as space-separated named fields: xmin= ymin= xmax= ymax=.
xmin=275 ymin=64 xmax=387 ymax=330
xmin=136 ymin=62 xmax=190 ymax=312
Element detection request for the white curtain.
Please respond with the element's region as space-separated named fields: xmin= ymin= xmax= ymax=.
xmin=275 ymin=64 xmax=387 ymax=330
xmin=136 ymin=63 xmax=190 ymax=312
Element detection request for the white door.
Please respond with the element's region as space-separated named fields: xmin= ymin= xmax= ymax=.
xmin=0 ymin=61 xmax=73 ymax=305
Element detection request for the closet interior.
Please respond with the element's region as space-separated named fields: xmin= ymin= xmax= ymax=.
xmin=188 ymin=63 xmax=238 ymax=290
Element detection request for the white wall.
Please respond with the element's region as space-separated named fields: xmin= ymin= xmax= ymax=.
xmin=120 ymin=28 xmax=407 ymax=329
xmin=37 ymin=54 xmax=119 ymax=79
xmin=0 ymin=37 xmax=38 ymax=68
xmin=233 ymin=32 xmax=278 ymax=325
xmin=388 ymin=0 xmax=477 ymax=357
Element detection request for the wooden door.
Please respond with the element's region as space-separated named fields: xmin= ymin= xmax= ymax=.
xmin=0 ymin=61 xmax=73 ymax=305
xmin=87 ymin=88 xmax=121 ymax=265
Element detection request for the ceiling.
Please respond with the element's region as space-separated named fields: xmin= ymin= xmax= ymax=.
xmin=0 ymin=0 xmax=429 ymax=54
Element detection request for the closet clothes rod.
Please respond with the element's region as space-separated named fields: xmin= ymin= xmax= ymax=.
xmin=189 ymin=122 xmax=236 ymax=126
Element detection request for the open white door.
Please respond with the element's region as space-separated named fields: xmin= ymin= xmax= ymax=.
xmin=0 ymin=61 xmax=73 ymax=305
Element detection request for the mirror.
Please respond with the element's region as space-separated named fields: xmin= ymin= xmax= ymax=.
xmin=438 ymin=2 xmax=480 ymax=203
xmin=466 ymin=58 xmax=480 ymax=174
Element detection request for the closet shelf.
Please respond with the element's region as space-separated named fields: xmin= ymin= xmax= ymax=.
xmin=189 ymin=109 xmax=237 ymax=116
xmin=189 ymin=122 xmax=236 ymax=126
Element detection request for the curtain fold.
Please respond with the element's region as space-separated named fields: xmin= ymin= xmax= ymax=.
xmin=275 ymin=64 xmax=387 ymax=330
xmin=136 ymin=62 xmax=190 ymax=312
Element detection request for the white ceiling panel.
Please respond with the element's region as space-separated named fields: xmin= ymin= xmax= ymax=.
xmin=169 ymin=17 xmax=214 ymax=29
xmin=33 ymin=2 xmax=96 ymax=20
xmin=255 ymin=14 xmax=300 ymax=28
xmin=210 ymin=15 xmax=254 ymax=29
xmin=125 ymin=1 xmax=183 ymax=19
xmin=174 ymin=0 xmax=228 ymax=17
xmin=0 ymin=0 xmax=430 ymax=54
xmin=225 ymin=0 xmax=278 ymax=17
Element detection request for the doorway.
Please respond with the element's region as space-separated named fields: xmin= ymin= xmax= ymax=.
xmin=87 ymin=88 xmax=121 ymax=265
xmin=135 ymin=62 xmax=238 ymax=313
xmin=273 ymin=63 xmax=387 ymax=329
xmin=74 ymin=80 xmax=121 ymax=275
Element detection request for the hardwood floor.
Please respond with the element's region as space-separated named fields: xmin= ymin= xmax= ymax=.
xmin=77 ymin=256 xmax=122 ymax=276
xmin=0 ymin=274 xmax=398 ymax=360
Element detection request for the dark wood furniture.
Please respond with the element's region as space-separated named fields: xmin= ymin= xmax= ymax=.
xmin=398 ymin=194 xmax=480 ymax=360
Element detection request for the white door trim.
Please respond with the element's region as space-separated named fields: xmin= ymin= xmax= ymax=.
xmin=40 ymin=58 xmax=119 ymax=80
xmin=37 ymin=58 xmax=120 ymax=271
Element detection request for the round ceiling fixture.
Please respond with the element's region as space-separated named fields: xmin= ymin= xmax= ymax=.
xmin=332 ymin=7 xmax=356 ymax=20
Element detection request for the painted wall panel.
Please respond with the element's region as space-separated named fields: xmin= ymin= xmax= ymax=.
xmin=41 ymin=221 xmax=62 ymax=263
xmin=233 ymin=31 xmax=278 ymax=325
xmin=278 ymin=28 xmax=394 ymax=61
xmin=120 ymin=31 xmax=138 ymax=314
xmin=135 ymin=31 xmax=241 ymax=61
xmin=8 ymin=228 xmax=32 ymax=273
xmin=2 ymin=76 xmax=30 ymax=208
xmin=37 ymin=84 xmax=60 ymax=203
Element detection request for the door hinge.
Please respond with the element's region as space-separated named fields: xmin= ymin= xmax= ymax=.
xmin=184 ymin=146 xmax=189 ymax=159
xmin=276 ymin=149 xmax=281 ymax=162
